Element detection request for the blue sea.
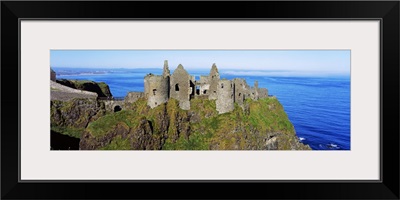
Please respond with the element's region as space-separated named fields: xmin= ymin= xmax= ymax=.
xmin=55 ymin=67 xmax=350 ymax=150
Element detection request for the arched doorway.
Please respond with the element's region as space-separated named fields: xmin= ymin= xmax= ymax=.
xmin=114 ymin=105 xmax=122 ymax=112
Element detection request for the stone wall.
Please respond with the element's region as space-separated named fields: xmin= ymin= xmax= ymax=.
xmin=197 ymin=75 xmax=210 ymax=96
xmin=208 ymin=63 xmax=220 ymax=100
xmin=170 ymin=64 xmax=191 ymax=110
xmin=125 ymin=92 xmax=144 ymax=103
xmin=233 ymin=78 xmax=251 ymax=106
xmin=250 ymin=87 xmax=258 ymax=100
xmin=142 ymin=61 xmax=269 ymax=114
xmin=102 ymin=100 xmax=124 ymax=113
xmin=144 ymin=74 xmax=169 ymax=108
xmin=216 ymin=79 xmax=234 ymax=114
xmin=163 ymin=60 xmax=170 ymax=78
xmin=257 ymin=88 xmax=268 ymax=99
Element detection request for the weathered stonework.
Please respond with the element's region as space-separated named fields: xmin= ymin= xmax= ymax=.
xmin=257 ymin=88 xmax=268 ymax=99
xmin=103 ymin=99 xmax=124 ymax=113
xmin=233 ymin=78 xmax=251 ymax=106
xmin=249 ymin=81 xmax=258 ymax=101
xmin=125 ymin=92 xmax=144 ymax=103
xmin=141 ymin=60 xmax=269 ymax=114
xmin=144 ymin=74 xmax=169 ymax=108
xmin=170 ymin=64 xmax=191 ymax=110
xmin=216 ymin=79 xmax=234 ymax=114
xmin=163 ymin=60 xmax=170 ymax=78
xmin=208 ymin=63 xmax=220 ymax=100
xmin=197 ymin=75 xmax=210 ymax=96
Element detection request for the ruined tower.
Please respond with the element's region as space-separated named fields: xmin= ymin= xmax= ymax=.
xmin=208 ymin=63 xmax=220 ymax=100
xmin=216 ymin=79 xmax=234 ymax=114
xmin=170 ymin=64 xmax=191 ymax=110
xmin=233 ymin=78 xmax=251 ymax=106
xmin=144 ymin=72 xmax=169 ymax=108
xmin=142 ymin=61 xmax=269 ymax=114
xmin=163 ymin=60 xmax=170 ymax=78
xmin=250 ymin=81 xmax=260 ymax=100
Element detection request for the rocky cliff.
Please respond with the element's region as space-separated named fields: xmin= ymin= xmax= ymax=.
xmin=76 ymin=97 xmax=311 ymax=150
xmin=56 ymin=79 xmax=112 ymax=97
xmin=51 ymin=98 xmax=106 ymax=138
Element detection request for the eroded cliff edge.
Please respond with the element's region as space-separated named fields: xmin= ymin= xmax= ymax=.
xmin=51 ymin=96 xmax=311 ymax=150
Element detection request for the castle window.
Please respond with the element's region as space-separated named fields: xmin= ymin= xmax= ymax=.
xmin=221 ymin=83 xmax=224 ymax=88
xmin=203 ymin=90 xmax=207 ymax=94
xmin=239 ymin=93 xmax=241 ymax=97
xmin=153 ymin=89 xmax=157 ymax=95
xmin=214 ymin=91 xmax=216 ymax=94
xmin=175 ymin=84 xmax=179 ymax=91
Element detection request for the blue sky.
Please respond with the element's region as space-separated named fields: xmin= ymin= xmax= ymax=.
xmin=51 ymin=50 xmax=350 ymax=75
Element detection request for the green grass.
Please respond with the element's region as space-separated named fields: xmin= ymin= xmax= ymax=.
xmin=84 ymin=96 xmax=297 ymax=150
xmin=100 ymin=135 xmax=131 ymax=150
xmin=97 ymin=82 xmax=112 ymax=96
xmin=247 ymin=98 xmax=294 ymax=134
xmin=51 ymin=126 xmax=84 ymax=138
xmin=86 ymin=110 xmax=140 ymax=137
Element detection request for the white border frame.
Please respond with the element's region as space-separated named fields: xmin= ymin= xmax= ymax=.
xmin=20 ymin=20 xmax=380 ymax=180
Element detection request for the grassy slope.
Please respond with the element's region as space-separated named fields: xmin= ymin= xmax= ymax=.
xmin=85 ymin=97 xmax=302 ymax=150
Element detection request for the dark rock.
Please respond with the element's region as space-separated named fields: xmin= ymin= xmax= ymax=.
xmin=51 ymin=98 xmax=106 ymax=129
xmin=56 ymin=79 xmax=112 ymax=97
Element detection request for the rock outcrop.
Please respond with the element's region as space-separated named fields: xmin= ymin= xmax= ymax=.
xmin=51 ymin=81 xmax=98 ymax=101
xmin=56 ymin=79 xmax=112 ymax=97
xmin=78 ymin=97 xmax=311 ymax=150
xmin=51 ymin=98 xmax=106 ymax=138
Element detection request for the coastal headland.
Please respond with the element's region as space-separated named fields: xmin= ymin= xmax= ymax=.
xmin=50 ymin=61 xmax=311 ymax=150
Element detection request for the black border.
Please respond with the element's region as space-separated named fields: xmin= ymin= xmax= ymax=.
xmin=2 ymin=1 xmax=399 ymax=199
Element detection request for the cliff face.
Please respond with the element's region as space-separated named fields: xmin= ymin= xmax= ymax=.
xmin=51 ymin=98 xmax=106 ymax=138
xmin=56 ymin=79 xmax=112 ymax=97
xmin=78 ymin=97 xmax=311 ymax=150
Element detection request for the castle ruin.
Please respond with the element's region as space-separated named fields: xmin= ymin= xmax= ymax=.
xmin=144 ymin=60 xmax=268 ymax=114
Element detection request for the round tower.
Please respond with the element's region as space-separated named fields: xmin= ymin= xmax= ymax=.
xmin=216 ymin=79 xmax=234 ymax=114
xmin=144 ymin=74 xmax=169 ymax=108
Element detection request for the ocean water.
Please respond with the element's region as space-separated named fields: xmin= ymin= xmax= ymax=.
xmin=55 ymin=68 xmax=350 ymax=150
